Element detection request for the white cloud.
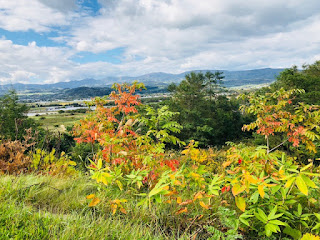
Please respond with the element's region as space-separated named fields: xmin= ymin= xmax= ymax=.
xmin=0 ymin=38 xmax=75 ymax=83
xmin=0 ymin=0 xmax=75 ymax=32
xmin=62 ymin=0 xmax=320 ymax=72
xmin=1 ymin=0 xmax=320 ymax=84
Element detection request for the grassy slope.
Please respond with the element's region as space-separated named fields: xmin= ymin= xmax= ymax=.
xmin=31 ymin=112 xmax=86 ymax=131
xmin=0 ymin=174 xmax=200 ymax=240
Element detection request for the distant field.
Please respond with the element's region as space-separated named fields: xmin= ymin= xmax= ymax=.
xmin=31 ymin=112 xmax=87 ymax=131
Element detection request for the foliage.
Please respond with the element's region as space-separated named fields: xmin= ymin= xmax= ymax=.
xmin=73 ymin=82 xmax=184 ymax=178
xmin=271 ymin=61 xmax=320 ymax=105
xmin=240 ymin=88 xmax=320 ymax=154
xmin=139 ymin=105 xmax=184 ymax=146
xmin=205 ymin=207 xmax=243 ymax=240
xmin=167 ymin=71 xmax=246 ymax=146
xmin=0 ymin=140 xmax=31 ymax=174
xmin=2 ymin=74 xmax=320 ymax=239
xmin=0 ymin=90 xmax=38 ymax=140
xmin=31 ymin=149 xmax=77 ymax=176
xmin=301 ymin=233 xmax=320 ymax=240
xmin=222 ymin=144 xmax=320 ymax=238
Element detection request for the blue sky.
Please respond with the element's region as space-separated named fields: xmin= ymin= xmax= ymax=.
xmin=0 ymin=0 xmax=320 ymax=84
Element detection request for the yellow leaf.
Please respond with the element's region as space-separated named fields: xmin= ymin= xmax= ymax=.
xmin=174 ymin=180 xmax=182 ymax=186
xmin=235 ymin=196 xmax=246 ymax=212
xmin=193 ymin=192 xmax=203 ymax=201
xmin=232 ymin=184 xmax=245 ymax=196
xmin=88 ymin=197 xmax=100 ymax=207
xmin=68 ymin=161 xmax=77 ymax=166
xmin=285 ymin=177 xmax=296 ymax=188
xmin=199 ymin=201 xmax=209 ymax=210
xmin=111 ymin=203 xmax=118 ymax=215
xmin=181 ymin=149 xmax=189 ymax=155
xmin=86 ymin=194 xmax=95 ymax=199
xmin=163 ymin=185 xmax=170 ymax=191
xmin=258 ymin=185 xmax=265 ymax=198
xmin=175 ymin=207 xmax=188 ymax=215
xmin=176 ymin=197 xmax=182 ymax=204
xmin=246 ymin=175 xmax=258 ymax=184
xmin=296 ymin=175 xmax=308 ymax=196
xmin=101 ymin=176 xmax=109 ymax=185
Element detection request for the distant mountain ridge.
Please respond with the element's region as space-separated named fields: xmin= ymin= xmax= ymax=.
xmin=0 ymin=68 xmax=285 ymax=93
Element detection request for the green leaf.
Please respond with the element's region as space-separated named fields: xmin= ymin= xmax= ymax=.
xmin=295 ymin=175 xmax=308 ymax=195
xmin=283 ymin=227 xmax=301 ymax=240
xmin=249 ymin=191 xmax=259 ymax=204
xmin=314 ymin=213 xmax=320 ymax=220
xmin=239 ymin=217 xmax=250 ymax=227
xmin=269 ymin=220 xmax=286 ymax=226
xmin=297 ymin=203 xmax=302 ymax=216
xmin=268 ymin=205 xmax=278 ymax=220
xmin=254 ymin=209 xmax=268 ymax=223
xmin=301 ymin=174 xmax=318 ymax=189
xmin=301 ymin=163 xmax=313 ymax=172
xmin=312 ymin=223 xmax=320 ymax=231
xmin=265 ymin=223 xmax=279 ymax=236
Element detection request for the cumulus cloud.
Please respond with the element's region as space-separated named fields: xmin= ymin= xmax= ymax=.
xmin=0 ymin=0 xmax=320 ymax=84
xmin=0 ymin=0 xmax=75 ymax=32
xmin=0 ymin=38 xmax=74 ymax=83
xmin=63 ymin=0 xmax=320 ymax=71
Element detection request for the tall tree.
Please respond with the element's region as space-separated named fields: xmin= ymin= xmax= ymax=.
xmin=0 ymin=90 xmax=37 ymax=140
xmin=271 ymin=61 xmax=320 ymax=104
xmin=205 ymin=71 xmax=224 ymax=102
xmin=167 ymin=71 xmax=245 ymax=146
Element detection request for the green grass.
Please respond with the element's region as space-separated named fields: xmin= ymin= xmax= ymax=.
xmin=0 ymin=174 xmax=204 ymax=239
xmin=32 ymin=112 xmax=86 ymax=131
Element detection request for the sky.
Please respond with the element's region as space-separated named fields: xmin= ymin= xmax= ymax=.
xmin=0 ymin=0 xmax=320 ymax=84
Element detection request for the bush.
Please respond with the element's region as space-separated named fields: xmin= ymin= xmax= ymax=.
xmin=0 ymin=140 xmax=30 ymax=174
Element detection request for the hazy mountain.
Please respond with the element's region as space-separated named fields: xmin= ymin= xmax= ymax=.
xmin=0 ymin=68 xmax=285 ymax=94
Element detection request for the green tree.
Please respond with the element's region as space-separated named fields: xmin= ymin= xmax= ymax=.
xmin=271 ymin=61 xmax=320 ymax=104
xmin=0 ymin=90 xmax=37 ymax=140
xmin=167 ymin=71 xmax=246 ymax=146
xmin=205 ymin=71 xmax=224 ymax=102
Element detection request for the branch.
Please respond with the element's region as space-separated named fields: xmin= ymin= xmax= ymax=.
xmin=268 ymin=139 xmax=288 ymax=154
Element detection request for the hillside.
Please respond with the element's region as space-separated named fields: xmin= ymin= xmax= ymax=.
xmin=0 ymin=68 xmax=284 ymax=94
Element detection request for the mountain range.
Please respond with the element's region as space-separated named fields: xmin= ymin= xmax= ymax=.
xmin=0 ymin=68 xmax=285 ymax=94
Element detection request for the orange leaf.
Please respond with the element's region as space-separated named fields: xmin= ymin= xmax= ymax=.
xmin=179 ymin=200 xmax=193 ymax=206
xmin=193 ymin=192 xmax=203 ymax=201
xmin=176 ymin=197 xmax=182 ymax=204
xmin=175 ymin=207 xmax=188 ymax=215
xmin=222 ymin=161 xmax=232 ymax=168
xmin=197 ymin=215 xmax=204 ymax=220
xmin=88 ymin=197 xmax=100 ymax=207
xmin=199 ymin=201 xmax=209 ymax=210
xmin=120 ymin=208 xmax=127 ymax=214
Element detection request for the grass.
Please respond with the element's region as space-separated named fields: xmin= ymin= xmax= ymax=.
xmin=0 ymin=174 xmax=206 ymax=239
xmin=31 ymin=112 xmax=86 ymax=131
